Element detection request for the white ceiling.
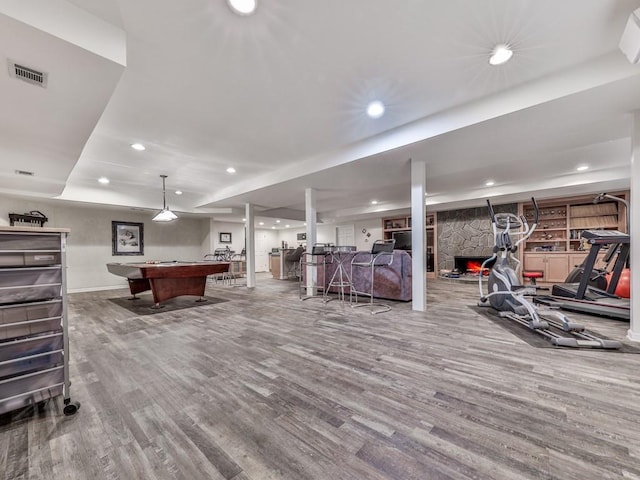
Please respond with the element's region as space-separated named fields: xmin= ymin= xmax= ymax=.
xmin=1 ymin=0 xmax=640 ymax=228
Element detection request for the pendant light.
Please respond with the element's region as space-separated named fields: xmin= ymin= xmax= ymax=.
xmin=152 ymin=175 xmax=178 ymax=222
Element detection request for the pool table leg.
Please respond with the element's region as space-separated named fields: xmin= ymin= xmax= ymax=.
xmin=148 ymin=276 xmax=208 ymax=305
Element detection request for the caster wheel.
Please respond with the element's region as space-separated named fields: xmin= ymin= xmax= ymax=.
xmin=63 ymin=401 xmax=81 ymax=416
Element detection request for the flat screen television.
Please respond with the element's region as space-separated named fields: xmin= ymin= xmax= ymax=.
xmin=392 ymin=231 xmax=411 ymax=251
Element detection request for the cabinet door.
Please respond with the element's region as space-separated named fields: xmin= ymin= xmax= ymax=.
xmin=568 ymin=253 xmax=587 ymax=271
xmin=524 ymin=254 xmax=546 ymax=272
xmin=546 ymin=255 xmax=569 ymax=283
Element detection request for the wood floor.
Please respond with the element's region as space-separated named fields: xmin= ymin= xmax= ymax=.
xmin=2 ymin=275 xmax=640 ymax=480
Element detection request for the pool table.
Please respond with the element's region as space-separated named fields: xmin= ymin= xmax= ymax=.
xmin=106 ymin=261 xmax=230 ymax=307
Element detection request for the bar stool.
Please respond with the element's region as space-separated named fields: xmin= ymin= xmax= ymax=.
xmin=522 ymin=270 xmax=544 ymax=285
xmin=350 ymin=239 xmax=396 ymax=314
xmin=299 ymin=244 xmax=329 ymax=301
xmin=284 ymin=246 xmax=304 ymax=279
xmin=326 ymin=245 xmax=357 ymax=302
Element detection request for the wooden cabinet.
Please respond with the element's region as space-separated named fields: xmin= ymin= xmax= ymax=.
xmin=523 ymin=253 xmax=569 ymax=283
xmin=382 ymin=213 xmax=436 ymax=278
xmin=269 ymin=253 xmax=281 ymax=278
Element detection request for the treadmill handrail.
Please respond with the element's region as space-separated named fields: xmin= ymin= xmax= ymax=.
xmin=580 ymin=229 xmax=629 ymax=244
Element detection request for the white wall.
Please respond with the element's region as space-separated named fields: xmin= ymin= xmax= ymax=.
xmin=278 ymin=224 xmax=336 ymax=248
xmin=277 ymin=220 xmax=382 ymax=251
xmin=1 ymin=195 xmax=210 ymax=292
xmin=354 ymin=218 xmax=383 ymax=251
xmin=208 ymin=220 xmax=247 ymax=254
xmin=207 ymin=221 xmax=280 ymax=271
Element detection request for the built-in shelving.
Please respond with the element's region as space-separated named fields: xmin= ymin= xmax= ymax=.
xmin=381 ymin=213 xmax=436 ymax=277
xmin=519 ymin=191 xmax=628 ymax=283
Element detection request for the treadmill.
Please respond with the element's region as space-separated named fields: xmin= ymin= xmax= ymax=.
xmin=537 ymin=230 xmax=630 ymax=321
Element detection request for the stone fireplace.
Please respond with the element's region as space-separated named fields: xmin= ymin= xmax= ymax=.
xmin=437 ymin=203 xmax=518 ymax=272
xmin=454 ymin=255 xmax=496 ymax=275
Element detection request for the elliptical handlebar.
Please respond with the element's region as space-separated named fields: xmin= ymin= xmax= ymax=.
xmin=531 ymin=197 xmax=539 ymax=224
xmin=513 ymin=197 xmax=539 ymax=248
xmin=486 ymin=199 xmax=496 ymax=224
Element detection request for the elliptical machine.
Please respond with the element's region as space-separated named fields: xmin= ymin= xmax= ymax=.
xmin=478 ymin=197 xmax=621 ymax=349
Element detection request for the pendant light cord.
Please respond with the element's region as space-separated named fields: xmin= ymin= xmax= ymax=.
xmin=161 ymin=174 xmax=168 ymax=210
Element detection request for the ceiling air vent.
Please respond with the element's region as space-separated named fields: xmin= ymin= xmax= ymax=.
xmin=15 ymin=170 xmax=34 ymax=176
xmin=8 ymin=61 xmax=48 ymax=88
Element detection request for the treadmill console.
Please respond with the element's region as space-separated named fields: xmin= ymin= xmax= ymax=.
xmin=580 ymin=229 xmax=629 ymax=244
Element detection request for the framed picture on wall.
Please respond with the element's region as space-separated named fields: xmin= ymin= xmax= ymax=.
xmin=112 ymin=221 xmax=144 ymax=256
xmin=219 ymin=232 xmax=232 ymax=243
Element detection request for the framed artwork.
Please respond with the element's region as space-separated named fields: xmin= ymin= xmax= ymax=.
xmin=112 ymin=221 xmax=144 ymax=256
xmin=219 ymin=232 xmax=232 ymax=243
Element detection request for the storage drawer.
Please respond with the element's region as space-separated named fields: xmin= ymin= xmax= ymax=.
xmin=0 ymin=366 xmax=64 ymax=415
xmin=0 ymin=332 xmax=63 ymax=363
xmin=0 ymin=318 xmax=62 ymax=340
xmin=0 ymin=267 xmax=61 ymax=288
xmin=0 ymin=285 xmax=61 ymax=305
xmin=0 ymin=299 xmax=62 ymax=325
xmin=0 ymin=267 xmax=61 ymax=304
xmin=0 ymin=252 xmax=61 ymax=267
xmin=0 ymin=234 xmax=61 ymax=251
xmin=0 ymin=349 xmax=63 ymax=378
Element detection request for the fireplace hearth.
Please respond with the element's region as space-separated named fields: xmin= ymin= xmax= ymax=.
xmin=454 ymin=255 xmax=495 ymax=275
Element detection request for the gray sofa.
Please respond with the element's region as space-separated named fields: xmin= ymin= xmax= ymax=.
xmin=304 ymin=249 xmax=412 ymax=301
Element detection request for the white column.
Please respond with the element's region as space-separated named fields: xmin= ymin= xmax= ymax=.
xmin=628 ymin=112 xmax=640 ymax=342
xmin=305 ymin=188 xmax=317 ymax=296
xmin=411 ymin=159 xmax=427 ymax=311
xmin=209 ymin=218 xmax=216 ymax=254
xmin=245 ymin=203 xmax=256 ymax=288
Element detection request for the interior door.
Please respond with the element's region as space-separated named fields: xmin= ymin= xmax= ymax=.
xmin=254 ymin=231 xmax=270 ymax=272
xmin=336 ymin=225 xmax=355 ymax=247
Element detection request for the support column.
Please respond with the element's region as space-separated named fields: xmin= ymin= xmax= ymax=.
xmin=245 ymin=203 xmax=256 ymax=289
xmin=305 ymin=188 xmax=317 ymax=296
xmin=411 ymin=159 xmax=427 ymax=311
xmin=629 ymin=112 xmax=640 ymax=342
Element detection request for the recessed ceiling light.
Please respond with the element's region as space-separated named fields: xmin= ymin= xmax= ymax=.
xmin=285 ymin=224 xmax=290 ymax=228
xmin=304 ymin=222 xmax=307 ymax=226
xmin=226 ymin=167 xmax=236 ymax=174
xmin=576 ymin=165 xmax=589 ymax=171
xmin=367 ymin=100 xmax=385 ymax=119
xmin=242 ymin=218 xmax=246 ymax=222
xmin=371 ymin=200 xmax=378 ymax=205
xmin=98 ymin=177 xmax=110 ymax=184
xmin=130 ymin=143 xmax=145 ymax=151
xmin=485 ymin=180 xmax=495 ymax=186
xmin=489 ymin=44 xmax=513 ymax=66
xmin=227 ymin=0 xmax=256 ymax=15
xmin=259 ymin=221 xmax=264 ymax=226
xmin=276 ymin=219 xmax=281 ymax=223
xmin=175 ymin=190 xmax=183 ymax=195
xmin=271 ymin=226 xmax=276 ymax=229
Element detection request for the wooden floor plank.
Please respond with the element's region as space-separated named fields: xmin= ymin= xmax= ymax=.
xmin=1 ymin=274 xmax=639 ymax=479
